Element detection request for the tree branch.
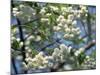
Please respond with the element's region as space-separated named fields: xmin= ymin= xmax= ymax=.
xmin=84 ymin=39 xmax=96 ymax=52
xmin=14 ymin=16 xmax=41 ymax=26
xmin=40 ymin=39 xmax=61 ymax=51
xmin=16 ymin=18 xmax=27 ymax=73
xmin=11 ymin=57 xmax=18 ymax=74
xmin=78 ymin=18 xmax=88 ymax=35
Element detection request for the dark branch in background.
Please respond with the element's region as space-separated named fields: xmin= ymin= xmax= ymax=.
xmin=87 ymin=13 xmax=92 ymax=42
xmin=79 ymin=33 xmax=96 ymax=52
xmin=12 ymin=17 xmax=42 ymax=41
xmin=84 ymin=39 xmax=96 ymax=52
xmin=14 ymin=16 xmax=41 ymax=26
xmin=40 ymin=31 xmax=96 ymax=52
xmin=16 ymin=18 xmax=26 ymax=61
xmin=41 ymin=39 xmax=61 ymax=51
xmin=16 ymin=18 xmax=27 ymax=74
xmin=78 ymin=18 xmax=88 ymax=35
xmin=11 ymin=57 xmax=18 ymax=74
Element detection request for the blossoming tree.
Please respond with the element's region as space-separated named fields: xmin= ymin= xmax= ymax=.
xmin=11 ymin=1 xmax=96 ymax=74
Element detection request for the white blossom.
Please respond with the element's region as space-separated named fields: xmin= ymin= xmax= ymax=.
xmin=77 ymin=14 xmax=81 ymax=18
xmin=67 ymin=7 xmax=73 ymax=12
xmin=61 ymin=7 xmax=67 ymax=12
xmin=74 ymin=50 xmax=80 ymax=56
xmin=49 ymin=6 xmax=59 ymax=11
xmin=67 ymin=14 xmax=74 ymax=20
xmin=25 ymin=40 xmax=30 ymax=45
xmin=86 ymin=55 xmax=90 ymax=59
xmin=58 ymin=23 xmax=63 ymax=27
xmin=53 ymin=26 xmax=61 ymax=31
xmin=43 ymin=60 xmax=48 ymax=64
xmin=27 ymin=49 xmax=32 ymax=53
xmin=72 ymin=20 xmax=77 ymax=25
xmin=68 ymin=46 xmax=72 ymax=53
xmin=76 ymin=30 xmax=81 ymax=35
xmin=16 ymin=38 xmax=20 ymax=42
xmin=67 ymin=19 xmax=72 ymax=24
xmin=64 ymin=34 xmax=69 ymax=38
xmin=28 ymin=35 xmax=35 ymax=40
xmin=60 ymin=44 xmax=67 ymax=51
xmin=38 ymin=52 xmax=45 ymax=56
xmin=69 ymin=34 xmax=74 ymax=38
xmin=35 ymin=35 xmax=41 ymax=42
xmin=65 ymin=28 xmax=70 ymax=32
xmin=46 ymin=13 xmax=52 ymax=16
xmin=19 ymin=41 xmax=24 ymax=47
xmin=85 ymin=13 xmax=88 ymax=17
xmin=25 ymin=53 xmax=30 ymax=58
xmin=41 ymin=18 xmax=49 ymax=22
xmin=54 ymin=48 xmax=60 ymax=53
xmin=57 ymin=15 xmax=64 ymax=22
xmin=19 ymin=4 xmax=24 ymax=8
xmin=79 ymin=48 xmax=85 ymax=53
xmin=40 ymin=7 xmax=46 ymax=14
xmin=81 ymin=6 xmax=87 ymax=11
xmin=25 ymin=57 xmax=32 ymax=62
xmin=11 ymin=37 xmax=16 ymax=41
xmin=13 ymin=7 xmax=18 ymax=11
xmin=25 ymin=46 xmax=30 ymax=50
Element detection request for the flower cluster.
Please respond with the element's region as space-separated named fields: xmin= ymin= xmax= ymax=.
xmin=52 ymin=44 xmax=72 ymax=62
xmin=11 ymin=3 xmax=95 ymax=73
xmin=81 ymin=55 xmax=96 ymax=69
xmin=22 ymin=44 xmax=73 ymax=71
xmin=39 ymin=7 xmax=46 ymax=15
xmin=12 ymin=4 xmax=36 ymax=23
xmin=53 ymin=14 xmax=81 ymax=40
xmin=25 ymin=52 xmax=48 ymax=69
xmin=74 ymin=47 xmax=85 ymax=56
xmin=49 ymin=5 xmax=59 ymax=11
xmin=60 ymin=5 xmax=88 ymax=18
xmin=25 ymin=35 xmax=41 ymax=46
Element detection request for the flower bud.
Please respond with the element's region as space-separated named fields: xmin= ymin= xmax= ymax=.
xmin=65 ymin=28 xmax=70 ymax=32
xmin=38 ymin=52 xmax=45 ymax=56
xmin=16 ymin=38 xmax=20 ymax=42
xmin=74 ymin=51 xmax=80 ymax=56
xmin=68 ymin=14 xmax=74 ymax=20
xmin=28 ymin=35 xmax=35 ymax=40
xmin=57 ymin=15 xmax=64 ymax=22
xmin=60 ymin=44 xmax=67 ymax=51
xmin=19 ymin=41 xmax=24 ymax=47
xmin=40 ymin=7 xmax=46 ymax=14
xmin=68 ymin=46 xmax=72 ymax=53
xmin=13 ymin=8 xmax=18 ymax=11
xmin=69 ymin=34 xmax=74 ymax=38
xmin=79 ymin=48 xmax=85 ymax=53
xmin=25 ymin=40 xmax=30 ymax=45
xmin=64 ymin=34 xmax=69 ymax=38
xmin=72 ymin=20 xmax=77 ymax=25
xmin=53 ymin=26 xmax=61 ymax=31
xmin=35 ymin=35 xmax=41 ymax=42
